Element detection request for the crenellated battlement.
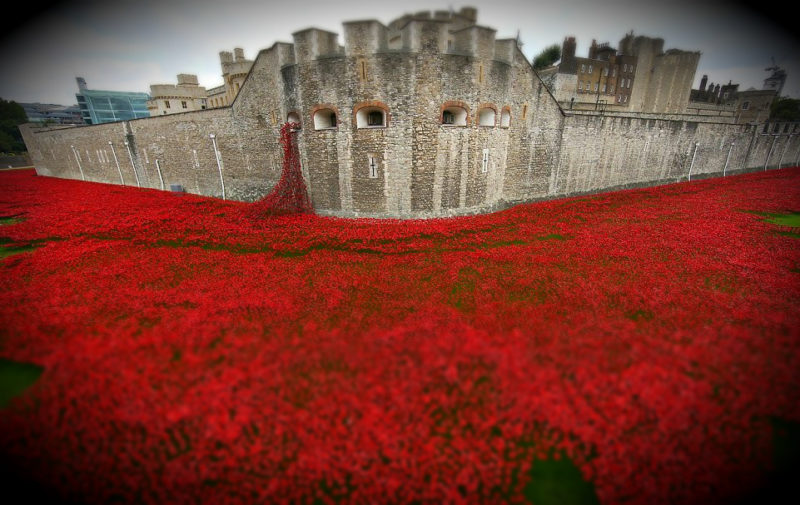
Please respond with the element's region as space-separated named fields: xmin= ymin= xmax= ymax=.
xmin=285 ymin=6 xmax=511 ymax=64
xmin=291 ymin=28 xmax=343 ymax=63
xmin=343 ymin=20 xmax=388 ymax=55
xmin=450 ymin=24 xmax=495 ymax=59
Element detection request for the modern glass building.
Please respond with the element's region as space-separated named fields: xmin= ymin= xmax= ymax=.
xmin=21 ymin=102 xmax=83 ymax=124
xmin=75 ymin=77 xmax=150 ymax=124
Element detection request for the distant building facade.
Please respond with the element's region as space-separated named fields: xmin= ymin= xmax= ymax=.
xmin=538 ymin=36 xmax=630 ymax=111
xmin=21 ymin=102 xmax=82 ymax=125
xmin=147 ymin=74 xmax=208 ymax=116
xmin=735 ymin=89 xmax=777 ymax=124
xmin=688 ymin=64 xmax=786 ymax=124
xmin=541 ymin=33 xmax=699 ymax=115
xmin=690 ymin=75 xmax=739 ymax=106
xmin=75 ymin=77 xmax=150 ymax=124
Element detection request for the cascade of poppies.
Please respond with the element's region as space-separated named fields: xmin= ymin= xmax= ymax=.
xmin=248 ymin=122 xmax=312 ymax=217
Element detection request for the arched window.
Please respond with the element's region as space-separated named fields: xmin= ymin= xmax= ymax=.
xmin=312 ymin=107 xmax=338 ymax=130
xmin=441 ymin=102 xmax=468 ymax=126
xmin=354 ymin=101 xmax=389 ymax=129
xmin=287 ymin=111 xmax=300 ymax=124
xmin=500 ymin=107 xmax=511 ymax=128
xmin=357 ymin=108 xmax=385 ymax=128
xmin=477 ymin=105 xmax=496 ymax=127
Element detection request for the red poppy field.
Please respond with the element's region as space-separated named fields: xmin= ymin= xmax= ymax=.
xmin=1 ymin=166 xmax=799 ymax=505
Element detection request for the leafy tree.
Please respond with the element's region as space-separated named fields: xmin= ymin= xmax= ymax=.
xmin=0 ymin=98 xmax=27 ymax=153
xmin=770 ymin=97 xmax=800 ymax=122
xmin=533 ymin=44 xmax=561 ymax=70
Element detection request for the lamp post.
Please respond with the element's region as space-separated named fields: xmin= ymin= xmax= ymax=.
xmin=723 ymin=142 xmax=734 ymax=177
xmin=154 ymin=159 xmax=165 ymax=190
xmin=777 ymin=134 xmax=792 ymax=169
xmin=795 ymin=135 xmax=800 ymax=166
xmin=210 ymin=133 xmax=225 ymax=200
xmin=70 ymin=145 xmax=85 ymax=181
xmin=123 ymin=140 xmax=141 ymax=187
xmin=108 ymin=141 xmax=124 ymax=185
xmin=688 ymin=142 xmax=699 ymax=181
xmin=765 ymin=134 xmax=778 ymax=171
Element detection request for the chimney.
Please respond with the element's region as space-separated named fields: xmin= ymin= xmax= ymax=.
xmin=76 ymin=77 xmax=88 ymax=91
xmin=562 ymin=36 xmax=576 ymax=60
xmin=699 ymin=74 xmax=707 ymax=92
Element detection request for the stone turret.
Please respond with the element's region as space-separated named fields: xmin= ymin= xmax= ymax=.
xmin=207 ymin=47 xmax=254 ymax=108
xmin=292 ymin=29 xmax=342 ymax=62
xmin=344 ymin=20 xmax=388 ymax=56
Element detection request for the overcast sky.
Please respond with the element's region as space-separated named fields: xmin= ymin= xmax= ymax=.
xmin=1 ymin=0 xmax=797 ymax=106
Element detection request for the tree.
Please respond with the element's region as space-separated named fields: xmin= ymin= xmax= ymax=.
xmin=769 ymin=97 xmax=800 ymax=122
xmin=0 ymin=98 xmax=28 ymax=153
xmin=533 ymin=44 xmax=561 ymax=71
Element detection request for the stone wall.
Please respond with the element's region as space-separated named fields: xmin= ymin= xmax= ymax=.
xmin=550 ymin=116 xmax=800 ymax=200
xmin=20 ymin=108 xmax=278 ymax=202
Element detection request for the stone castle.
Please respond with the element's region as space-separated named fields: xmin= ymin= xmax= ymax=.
xmin=20 ymin=7 xmax=800 ymax=219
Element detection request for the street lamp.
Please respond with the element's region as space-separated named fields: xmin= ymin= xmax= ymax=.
xmin=210 ymin=133 xmax=225 ymax=200
xmin=123 ymin=140 xmax=141 ymax=187
xmin=688 ymin=142 xmax=699 ymax=181
xmin=108 ymin=141 xmax=124 ymax=185
xmin=723 ymin=142 xmax=734 ymax=176
xmin=70 ymin=145 xmax=85 ymax=181
xmin=765 ymin=134 xmax=778 ymax=171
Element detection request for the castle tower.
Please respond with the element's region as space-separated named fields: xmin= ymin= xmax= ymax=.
xmin=207 ymin=48 xmax=254 ymax=108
